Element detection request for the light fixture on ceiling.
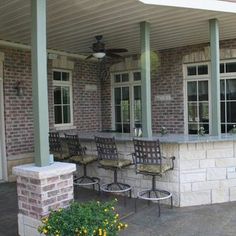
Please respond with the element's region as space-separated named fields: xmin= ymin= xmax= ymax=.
xmin=93 ymin=52 xmax=106 ymax=59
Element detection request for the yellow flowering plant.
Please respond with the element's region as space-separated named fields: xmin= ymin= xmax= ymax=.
xmin=38 ymin=200 xmax=128 ymax=236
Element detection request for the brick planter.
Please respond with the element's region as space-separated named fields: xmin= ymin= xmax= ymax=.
xmin=13 ymin=162 xmax=76 ymax=236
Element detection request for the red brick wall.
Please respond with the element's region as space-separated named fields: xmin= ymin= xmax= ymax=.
xmin=3 ymin=38 xmax=236 ymax=157
xmin=1 ymin=47 xmax=101 ymax=157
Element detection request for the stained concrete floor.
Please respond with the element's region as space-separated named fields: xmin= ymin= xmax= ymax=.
xmin=1 ymin=183 xmax=236 ymax=236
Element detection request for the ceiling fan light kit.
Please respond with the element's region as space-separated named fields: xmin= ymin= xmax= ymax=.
xmin=93 ymin=52 xmax=106 ymax=59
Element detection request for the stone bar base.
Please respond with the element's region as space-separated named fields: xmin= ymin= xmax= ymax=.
xmin=13 ymin=162 xmax=76 ymax=236
xmin=81 ymin=139 xmax=236 ymax=208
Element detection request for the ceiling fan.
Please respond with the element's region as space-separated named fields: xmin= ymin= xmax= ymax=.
xmin=85 ymin=35 xmax=128 ymax=60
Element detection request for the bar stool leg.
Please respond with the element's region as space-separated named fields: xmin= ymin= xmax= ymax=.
xmin=157 ymin=200 xmax=161 ymax=217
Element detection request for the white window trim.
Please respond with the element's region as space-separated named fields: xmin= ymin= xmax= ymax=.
xmin=52 ymin=69 xmax=74 ymax=128
xmin=111 ymin=70 xmax=141 ymax=133
xmin=183 ymin=62 xmax=211 ymax=135
xmin=184 ymin=59 xmax=236 ymax=135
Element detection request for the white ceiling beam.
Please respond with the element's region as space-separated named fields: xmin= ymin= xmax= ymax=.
xmin=139 ymin=0 xmax=236 ymax=13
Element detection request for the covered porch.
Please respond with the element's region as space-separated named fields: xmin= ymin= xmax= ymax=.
xmin=2 ymin=0 xmax=236 ymax=235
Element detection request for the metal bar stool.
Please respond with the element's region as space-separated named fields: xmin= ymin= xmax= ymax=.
xmin=133 ymin=138 xmax=175 ymax=216
xmin=65 ymin=134 xmax=100 ymax=192
xmin=49 ymin=132 xmax=69 ymax=162
xmin=95 ymin=136 xmax=132 ymax=199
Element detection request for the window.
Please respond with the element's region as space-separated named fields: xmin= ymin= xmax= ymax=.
xmin=112 ymin=71 xmax=141 ymax=133
xmin=185 ymin=61 xmax=236 ymax=134
xmin=185 ymin=64 xmax=210 ymax=134
xmin=53 ymin=70 xmax=73 ymax=126
xmin=220 ymin=79 xmax=236 ymax=133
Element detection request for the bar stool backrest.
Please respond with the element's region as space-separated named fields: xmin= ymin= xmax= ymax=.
xmin=64 ymin=134 xmax=85 ymax=156
xmin=49 ymin=132 xmax=62 ymax=153
xmin=133 ymin=139 xmax=162 ymax=166
xmin=95 ymin=136 xmax=118 ymax=160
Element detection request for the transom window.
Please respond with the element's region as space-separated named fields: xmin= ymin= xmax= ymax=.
xmin=185 ymin=61 xmax=236 ymax=134
xmin=53 ymin=70 xmax=73 ymax=126
xmin=112 ymin=71 xmax=141 ymax=133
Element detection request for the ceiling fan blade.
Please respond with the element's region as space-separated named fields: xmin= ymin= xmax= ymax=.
xmin=85 ymin=54 xmax=93 ymax=60
xmin=106 ymin=52 xmax=123 ymax=59
xmin=106 ymin=48 xmax=128 ymax=53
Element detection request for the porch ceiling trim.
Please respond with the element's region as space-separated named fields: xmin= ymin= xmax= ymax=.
xmin=139 ymin=0 xmax=236 ymax=13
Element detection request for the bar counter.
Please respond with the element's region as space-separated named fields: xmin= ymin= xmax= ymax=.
xmin=66 ymin=132 xmax=236 ymax=207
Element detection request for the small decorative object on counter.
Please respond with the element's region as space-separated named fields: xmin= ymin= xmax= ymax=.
xmin=230 ymin=125 xmax=236 ymax=134
xmin=134 ymin=127 xmax=142 ymax=137
xmin=198 ymin=126 xmax=205 ymax=136
xmin=160 ymin=126 xmax=168 ymax=136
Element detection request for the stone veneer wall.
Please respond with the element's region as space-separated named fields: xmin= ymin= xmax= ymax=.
xmin=81 ymin=139 xmax=236 ymax=207
xmin=81 ymin=140 xmax=180 ymax=206
xmin=0 ymin=46 xmax=101 ymax=181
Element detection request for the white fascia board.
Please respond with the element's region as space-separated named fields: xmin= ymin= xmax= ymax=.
xmin=139 ymin=0 xmax=236 ymax=13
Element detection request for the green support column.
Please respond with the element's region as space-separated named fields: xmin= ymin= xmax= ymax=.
xmin=140 ymin=21 xmax=152 ymax=138
xmin=209 ymin=19 xmax=221 ymax=136
xmin=31 ymin=0 xmax=50 ymax=166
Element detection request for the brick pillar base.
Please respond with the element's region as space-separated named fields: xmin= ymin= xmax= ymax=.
xmin=13 ymin=162 xmax=76 ymax=236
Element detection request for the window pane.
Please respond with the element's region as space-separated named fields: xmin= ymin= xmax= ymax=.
xmin=53 ymin=71 xmax=61 ymax=81
xmin=221 ymin=124 xmax=226 ymax=133
xmin=226 ymin=62 xmax=236 ymax=73
xmin=198 ymin=81 xmax=208 ymax=101
xmin=188 ymin=124 xmax=198 ymax=134
xmin=115 ymin=74 xmax=120 ymax=83
xmin=115 ymin=124 xmax=122 ymax=132
xmin=220 ymin=80 xmax=225 ymax=100
xmin=199 ymin=102 xmax=209 ymax=123
xmin=54 ymin=87 xmax=61 ymax=104
xmin=62 ymin=87 xmax=70 ymax=104
xmin=115 ymin=106 xmax=121 ymax=122
xmin=134 ymin=100 xmax=142 ymax=124
xmin=121 ymin=101 xmax=130 ymax=123
xmin=226 ymin=79 xmax=236 ymax=100
xmin=63 ymin=105 xmax=71 ymax=123
xmin=123 ymin=124 xmax=130 ymax=133
xmin=187 ymin=81 xmax=197 ymax=101
xmin=122 ymin=73 xmax=129 ymax=82
xmin=134 ymin=72 xmax=141 ymax=81
xmin=227 ymin=102 xmax=236 ymax=122
xmin=54 ymin=106 xmax=62 ymax=124
xmin=198 ymin=65 xmax=208 ymax=75
xmin=114 ymin=88 xmax=121 ymax=105
xmin=187 ymin=66 xmax=197 ymax=76
xmin=122 ymin=87 xmax=129 ymax=100
xmin=134 ymin=86 xmax=141 ymax=100
xmin=220 ymin=63 xmax=224 ymax=73
xmin=188 ymin=103 xmax=198 ymax=122
xmin=62 ymin=72 xmax=69 ymax=81
xmin=221 ymin=102 xmax=226 ymax=123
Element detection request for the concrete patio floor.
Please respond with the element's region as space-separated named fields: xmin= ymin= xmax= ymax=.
xmin=1 ymin=182 xmax=236 ymax=236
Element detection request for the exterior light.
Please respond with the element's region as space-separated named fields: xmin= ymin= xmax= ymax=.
xmin=93 ymin=52 xmax=106 ymax=59
xmin=16 ymin=81 xmax=24 ymax=96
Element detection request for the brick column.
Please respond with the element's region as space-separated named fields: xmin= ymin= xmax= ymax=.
xmin=13 ymin=162 xmax=76 ymax=236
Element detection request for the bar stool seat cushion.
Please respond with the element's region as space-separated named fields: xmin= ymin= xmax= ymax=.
xmin=70 ymin=155 xmax=98 ymax=165
xmin=137 ymin=163 xmax=172 ymax=174
xmin=99 ymin=159 xmax=132 ymax=168
xmin=51 ymin=151 xmax=69 ymax=161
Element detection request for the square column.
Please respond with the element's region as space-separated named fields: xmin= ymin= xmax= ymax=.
xmin=31 ymin=0 xmax=50 ymax=166
xmin=209 ymin=19 xmax=221 ymax=136
xmin=13 ymin=162 xmax=76 ymax=236
xmin=140 ymin=21 xmax=152 ymax=138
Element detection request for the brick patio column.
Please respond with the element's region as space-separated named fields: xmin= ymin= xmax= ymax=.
xmin=13 ymin=163 xmax=76 ymax=236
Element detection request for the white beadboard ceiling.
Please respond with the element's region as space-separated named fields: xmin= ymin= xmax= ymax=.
xmin=1 ymin=0 xmax=236 ymax=56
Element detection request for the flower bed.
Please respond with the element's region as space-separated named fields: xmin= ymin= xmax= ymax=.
xmin=38 ymin=199 xmax=128 ymax=236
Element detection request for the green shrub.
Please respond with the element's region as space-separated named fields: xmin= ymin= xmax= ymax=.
xmin=38 ymin=199 xmax=128 ymax=236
